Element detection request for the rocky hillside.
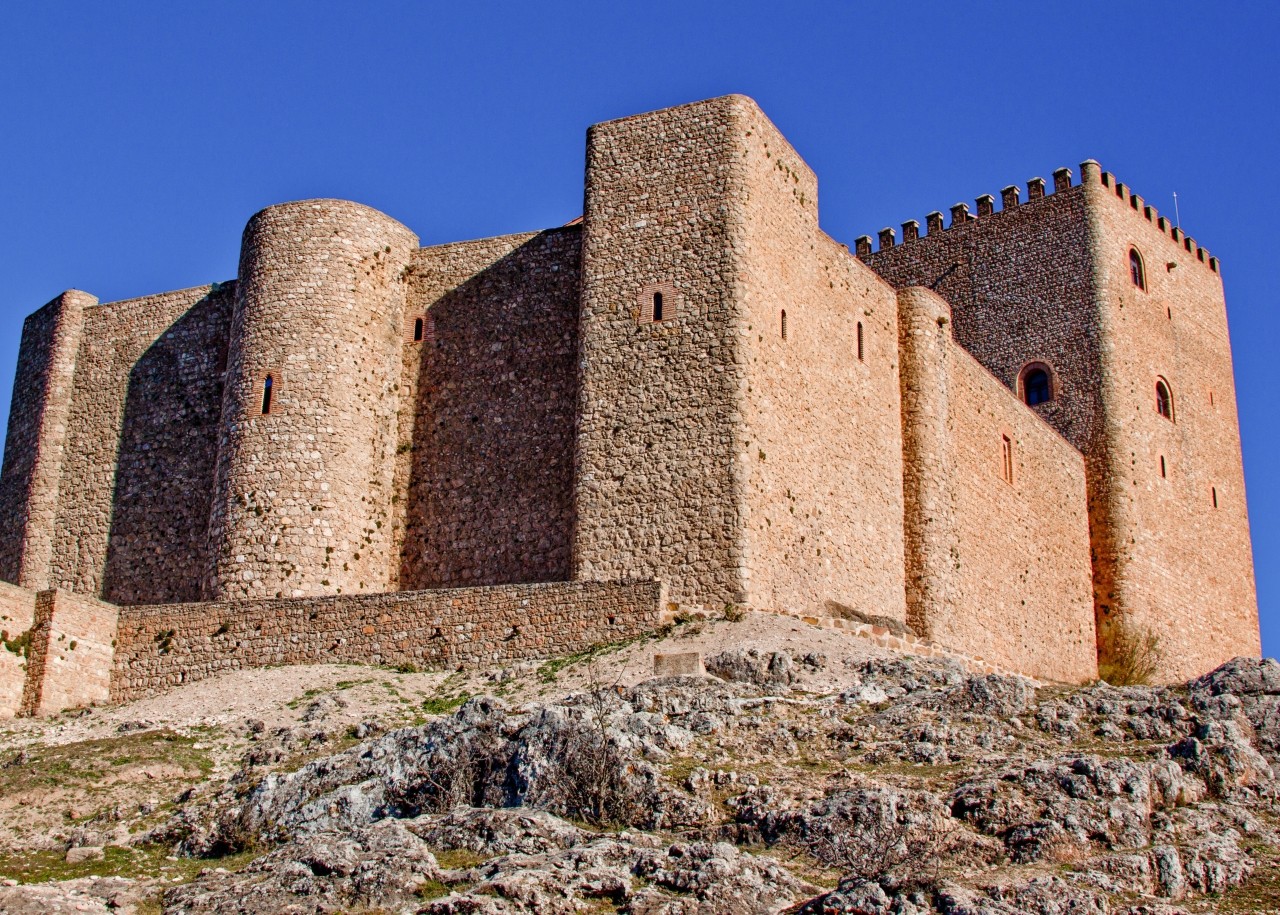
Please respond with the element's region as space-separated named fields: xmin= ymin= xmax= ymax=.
xmin=1 ymin=614 xmax=1279 ymax=914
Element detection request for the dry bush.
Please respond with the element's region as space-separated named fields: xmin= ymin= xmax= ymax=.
xmin=525 ymin=683 xmax=655 ymax=828
xmin=412 ymin=674 xmax=653 ymax=828
xmin=797 ymin=791 xmax=959 ymax=890
xmin=1099 ymin=626 xmax=1162 ymax=686
xmin=526 ymin=714 xmax=652 ymax=827
xmin=414 ymin=729 xmax=510 ymax=812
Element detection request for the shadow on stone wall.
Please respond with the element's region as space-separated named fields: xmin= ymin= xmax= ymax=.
xmin=399 ymin=229 xmax=580 ymax=590
xmin=102 ymin=289 xmax=233 ymax=605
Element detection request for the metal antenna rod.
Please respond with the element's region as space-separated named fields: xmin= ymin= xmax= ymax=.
xmin=1173 ymin=191 xmax=1181 ymax=228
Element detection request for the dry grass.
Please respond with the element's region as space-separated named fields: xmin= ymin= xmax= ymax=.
xmin=1099 ymin=627 xmax=1162 ymax=686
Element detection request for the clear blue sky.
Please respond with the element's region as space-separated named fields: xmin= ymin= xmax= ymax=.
xmin=2 ymin=2 xmax=1276 ymax=653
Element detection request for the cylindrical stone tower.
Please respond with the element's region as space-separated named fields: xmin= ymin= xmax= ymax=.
xmin=204 ymin=199 xmax=418 ymax=600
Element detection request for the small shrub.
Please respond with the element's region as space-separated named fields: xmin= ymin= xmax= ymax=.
xmin=796 ymin=791 xmax=959 ymax=890
xmin=722 ymin=604 xmax=745 ymax=623
xmin=1099 ymin=626 xmax=1162 ymax=686
xmin=1 ymin=629 xmax=31 ymax=659
xmin=524 ymin=690 xmax=654 ymax=828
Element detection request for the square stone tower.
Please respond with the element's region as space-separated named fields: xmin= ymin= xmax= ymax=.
xmin=573 ymin=95 xmax=907 ymax=620
xmin=863 ymin=164 xmax=1259 ymax=682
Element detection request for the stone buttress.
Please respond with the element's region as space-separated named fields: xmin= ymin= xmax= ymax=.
xmin=0 ymin=290 xmax=92 ymax=590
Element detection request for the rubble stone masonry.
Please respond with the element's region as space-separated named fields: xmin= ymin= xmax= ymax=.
xmin=397 ymin=229 xmax=579 ymax=590
xmin=19 ymin=589 xmax=117 ymax=717
xmin=0 ymin=581 xmax=35 ymax=718
xmin=0 ymin=290 xmax=92 ymax=589
xmin=109 ymin=580 xmax=661 ymax=703
xmin=205 ymin=200 xmax=420 ymax=601
xmin=573 ymin=96 xmax=750 ymax=608
xmin=734 ymin=101 xmax=907 ymax=619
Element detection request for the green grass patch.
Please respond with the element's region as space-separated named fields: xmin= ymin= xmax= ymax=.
xmin=422 ymin=691 xmax=473 ymax=715
xmin=537 ymin=635 xmax=646 ymax=683
xmin=415 ymin=878 xmax=452 ymax=900
xmin=285 ymin=687 xmax=327 ymax=710
xmin=433 ymin=847 xmax=490 ymax=870
xmin=663 ymin=755 xmax=702 ymax=786
xmin=0 ymin=729 xmax=212 ymax=797
xmin=0 ymin=844 xmax=258 ymax=885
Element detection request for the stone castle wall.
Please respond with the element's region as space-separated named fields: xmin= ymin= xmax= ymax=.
xmin=897 ymin=287 xmax=1096 ymax=682
xmin=733 ymin=101 xmax=908 ymax=619
xmin=19 ymin=589 xmax=117 ymax=717
xmin=0 ymin=95 xmax=1258 ymax=689
xmin=109 ymin=580 xmax=662 ymax=703
xmin=99 ymin=287 xmax=235 ymax=604
xmin=864 ymin=165 xmax=1257 ymax=683
xmin=0 ymin=581 xmax=35 ymax=718
xmin=397 ymin=228 xmax=580 ymax=589
xmin=941 ymin=319 xmax=1096 ymax=681
xmin=0 ymin=291 xmax=92 ymax=590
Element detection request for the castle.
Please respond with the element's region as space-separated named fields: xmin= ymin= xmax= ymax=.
xmin=0 ymin=95 xmax=1260 ymax=716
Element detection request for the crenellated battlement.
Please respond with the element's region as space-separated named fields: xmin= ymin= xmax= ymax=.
xmin=856 ymin=161 xmax=1219 ymax=274
xmin=1096 ymin=168 xmax=1218 ymax=273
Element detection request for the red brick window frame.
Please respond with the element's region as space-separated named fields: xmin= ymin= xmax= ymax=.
xmin=638 ymin=283 xmax=680 ymax=324
xmin=1155 ymin=377 xmax=1174 ymax=421
xmin=255 ymin=368 xmax=283 ymax=416
xmin=1017 ymin=361 xmax=1055 ymax=407
xmin=406 ymin=310 xmax=435 ymax=344
xmin=1129 ymin=247 xmax=1146 ymax=290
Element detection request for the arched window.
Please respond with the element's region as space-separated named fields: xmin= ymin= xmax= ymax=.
xmin=1129 ymin=248 xmax=1146 ymax=290
xmin=856 ymin=322 xmax=865 ymax=361
xmin=652 ymin=292 xmax=664 ymax=322
xmin=1155 ymin=378 xmax=1173 ymax=420
xmin=261 ymin=374 xmax=274 ymax=415
xmin=413 ymin=317 xmax=424 ymax=342
xmin=781 ymin=309 xmax=788 ymax=340
xmin=1019 ymin=363 xmax=1053 ymax=406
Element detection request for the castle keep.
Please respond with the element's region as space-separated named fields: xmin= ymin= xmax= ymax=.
xmin=0 ymin=95 xmax=1260 ymax=715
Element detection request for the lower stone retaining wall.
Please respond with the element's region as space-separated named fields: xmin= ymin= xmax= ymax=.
xmin=110 ymin=580 xmax=664 ymax=702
